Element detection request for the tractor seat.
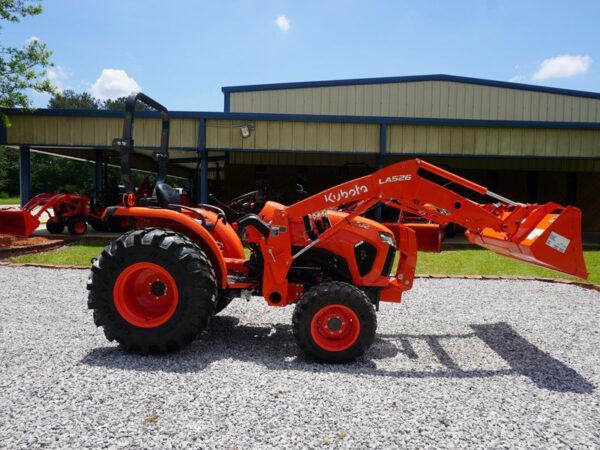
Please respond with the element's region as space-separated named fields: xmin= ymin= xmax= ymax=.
xmin=155 ymin=182 xmax=217 ymax=231
xmin=155 ymin=182 xmax=181 ymax=209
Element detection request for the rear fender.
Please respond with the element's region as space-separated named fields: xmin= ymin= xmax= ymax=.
xmin=109 ymin=207 xmax=228 ymax=288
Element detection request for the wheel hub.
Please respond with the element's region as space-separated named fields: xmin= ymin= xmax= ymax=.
xmin=113 ymin=262 xmax=179 ymax=328
xmin=310 ymin=304 xmax=361 ymax=352
xmin=150 ymin=280 xmax=167 ymax=297
xmin=326 ymin=317 xmax=343 ymax=331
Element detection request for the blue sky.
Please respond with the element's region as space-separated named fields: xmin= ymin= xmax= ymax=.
xmin=5 ymin=0 xmax=600 ymax=111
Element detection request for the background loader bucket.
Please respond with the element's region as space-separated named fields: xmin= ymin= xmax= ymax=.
xmin=0 ymin=209 xmax=41 ymax=237
xmin=466 ymin=205 xmax=588 ymax=279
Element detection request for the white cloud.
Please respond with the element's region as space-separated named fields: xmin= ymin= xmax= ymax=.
xmin=275 ymin=15 xmax=290 ymax=32
xmin=533 ymin=55 xmax=591 ymax=80
xmin=25 ymin=36 xmax=40 ymax=45
xmin=46 ymin=66 xmax=68 ymax=90
xmin=508 ymin=75 xmax=527 ymax=83
xmin=90 ymin=69 xmax=141 ymax=100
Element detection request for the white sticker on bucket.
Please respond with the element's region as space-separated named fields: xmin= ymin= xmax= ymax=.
xmin=525 ymin=228 xmax=545 ymax=241
xmin=546 ymin=232 xmax=570 ymax=253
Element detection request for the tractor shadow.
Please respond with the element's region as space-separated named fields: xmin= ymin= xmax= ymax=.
xmin=82 ymin=319 xmax=594 ymax=394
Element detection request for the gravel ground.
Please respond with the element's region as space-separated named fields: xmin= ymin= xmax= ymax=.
xmin=0 ymin=266 xmax=598 ymax=449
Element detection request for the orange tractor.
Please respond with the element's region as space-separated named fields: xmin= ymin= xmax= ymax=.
xmin=87 ymin=94 xmax=588 ymax=362
xmin=0 ymin=191 xmax=131 ymax=237
xmin=0 ymin=192 xmax=93 ymax=237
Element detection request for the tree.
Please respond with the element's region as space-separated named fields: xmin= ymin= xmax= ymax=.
xmin=30 ymin=153 xmax=93 ymax=194
xmin=48 ymin=90 xmax=99 ymax=109
xmin=103 ymin=96 xmax=150 ymax=111
xmin=0 ymin=0 xmax=54 ymax=124
xmin=47 ymin=91 xmax=150 ymax=111
xmin=0 ymin=146 xmax=18 ymax=195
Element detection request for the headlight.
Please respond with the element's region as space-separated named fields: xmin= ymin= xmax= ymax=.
xmin=378 ymin=232 xmax=396 ymax=247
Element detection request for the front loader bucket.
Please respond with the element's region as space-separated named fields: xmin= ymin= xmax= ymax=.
xmin=466 ymin=205 xmax=588 ymax=279
xmin=0 ymin=209 xmax=41 ymax=237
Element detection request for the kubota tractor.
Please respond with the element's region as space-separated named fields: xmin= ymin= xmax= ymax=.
xmin=0 ymin=192 xmax=93 ymax=237
xmin=0 ymin=190 xmax=133 ymax=237
xmin=87 ymin=93 xmax=588 ymax=362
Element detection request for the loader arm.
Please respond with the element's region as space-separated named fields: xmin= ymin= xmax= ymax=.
xmin=287 ymin=159 xmax=509 ymax=233
xmin=258 ymin=159 xmax=587 ymax=305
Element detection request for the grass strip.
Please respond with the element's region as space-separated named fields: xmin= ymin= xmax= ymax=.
xmin=8 ymin=239 xmax=599 ymax=284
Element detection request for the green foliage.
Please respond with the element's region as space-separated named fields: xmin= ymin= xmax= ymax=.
xmin=0 ymin=146 xmax=19 ymax=194
xmin=0 ymin=0 xmax=55 ymax=124
xmin=0 ymin=191 xmax=8 ymax=198
xmin=48 ymin=90 xmax=100 ymax=109
xmin=103 ymin=96 xmax=150 ymax=111
xmin=48 ymin=91 xmax=150 ymax=111
xmin=0 ymin=0 xmax=42 ymax=20
xmin=29 ymin=152 xmax=92 ymax=193
xmin=0 ymin=146 xmax=93 ymax=197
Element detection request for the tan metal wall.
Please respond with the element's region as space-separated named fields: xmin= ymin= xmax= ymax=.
xmin=6 ymin=115 xmax=199 ymax=148
xmin=209 ymin=120 xmax=599 ymax=160
xmin=387 ymin=125 xmax=600 ymax=158
xmin=228 ymin=151 xmax=376 ymax=166
xmin=6 ymin=114 xmax=599 ymax=163
xmin=229 ymin=81 xmax=600 ymax=122
xmin=206 ymin=120 xmax=379 ymax=153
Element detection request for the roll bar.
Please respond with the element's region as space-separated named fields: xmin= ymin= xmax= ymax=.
xmin=112 ymin=92 xmax=170 ymax=192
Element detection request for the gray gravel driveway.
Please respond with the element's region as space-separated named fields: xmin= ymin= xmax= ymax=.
xmin=0 ymin=266 xmax=598 ymax=449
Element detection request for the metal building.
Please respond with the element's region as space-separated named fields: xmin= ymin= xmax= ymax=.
xmin=1 ymin=74 xmax=599 ymax=233
xmin=221 ymin=75 xmax=600 ymax=233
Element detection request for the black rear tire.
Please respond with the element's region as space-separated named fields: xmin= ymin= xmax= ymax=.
xmin=214 ymin=293 xmax=234 ymax=315
xmin=87 ymin=228 xmax=217 ymax=354
xmin=109 ymin=216 xmax=130 ymax=232
xmin=292 ymin=281 xmax=377 ymax=363
xmin=90 ymin=220 xmax=111 ymax=232
xmin=46 ymin=218 xmax=65 ymax=234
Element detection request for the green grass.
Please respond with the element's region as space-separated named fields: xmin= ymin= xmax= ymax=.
xmin=9 ymin=239 xmax=109 ymax=267
xmin=0 ymin=197 xmax=20 ymax=205
xmin=414 ymin=246 xmax=599 ymax=285
xmin=7 ymin=239 xmax=599 ymax=285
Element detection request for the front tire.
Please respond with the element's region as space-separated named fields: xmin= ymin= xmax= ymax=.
xmin=46 ymin=218 xmax=65 ymax=234
xmin=292 ymin=282 xmax=377 ymax=363
xmin=87 ymin=228 xmax=217 ymax=354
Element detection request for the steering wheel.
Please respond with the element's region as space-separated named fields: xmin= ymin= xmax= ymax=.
xmin=208 ymin=190 xmax=258 ymax=222
xmin=226 ymin=190 xmax=258 ymax=208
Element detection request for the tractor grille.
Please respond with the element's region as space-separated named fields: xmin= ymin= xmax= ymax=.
xmin=354 ymin=241 xmax=377 ymax=276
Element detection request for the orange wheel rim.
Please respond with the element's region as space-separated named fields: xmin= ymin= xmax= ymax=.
xmin=310 ymin=304 xmax=361 ymax=352
xmin=74 ymin=222 xmax=86 ymax=234
xmin=113 ymin=262 xmax=179 ymax=328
